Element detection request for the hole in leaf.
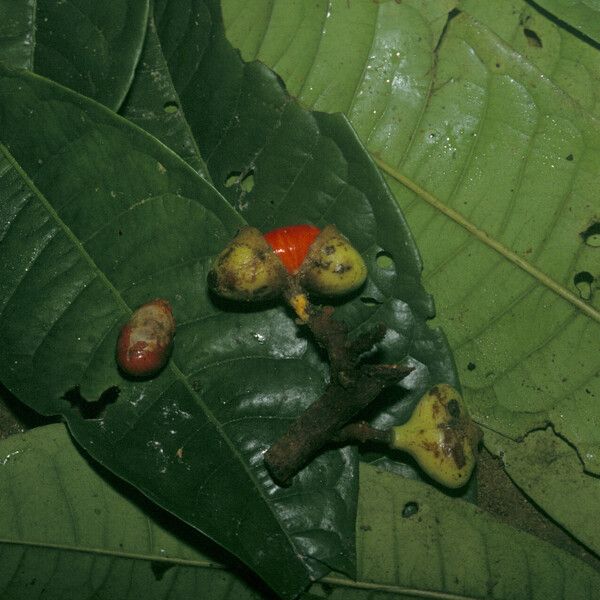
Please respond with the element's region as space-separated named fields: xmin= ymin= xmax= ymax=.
xmin=224 ymin=169 xmax=255 ymax=192
xmin=375 ymin=250 xmax=394 ymax=270
xmin=63 ymin=386 xmax=119 ymax=419
xmin=402 ymin=501 xmax=419 ymax=518
xmin=361 ymin=297 xmax=383 ymax=306
xmin=581 ymin=222 xmax=600 ymax=247
xmin=163 ymin=101 xmax=179 ymax=114
xmin=524 ymin=28 xmax=542 ymax=47
xmin=574 ymin=271 xmax=594 ymax=301
xmin=566 ymin=154 xmax=574 ymax=161
xmin=467 ymin=362 xmax=476 ymax=371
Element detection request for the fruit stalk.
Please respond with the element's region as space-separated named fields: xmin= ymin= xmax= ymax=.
xmin=332 ymin=384 xmax=482 ymax=489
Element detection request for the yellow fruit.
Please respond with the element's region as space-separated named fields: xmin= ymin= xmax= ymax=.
xmin=117 ymin=299 xmax=175 ymax=377
xmin=391 ymin=384 xmax=481 ymax=488
xmin=299 ymin=225 xmax=367 ymax=296
xmin=207 ymin=227 xmax=287 ymax=302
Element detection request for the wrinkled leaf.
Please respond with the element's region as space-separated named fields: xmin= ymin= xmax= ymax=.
xmin=222 ymin=0 xmax=600 ymax=550
xmin=2 ymin=424 xmax=599 ymax=600
xmin=0 ymin=68 xmax=357 ymax=599
xmin=0 ymin=0 xmax=149 ymax=109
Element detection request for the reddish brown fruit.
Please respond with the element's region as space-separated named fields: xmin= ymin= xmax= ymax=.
xmin=117 ymin=299 xmax=175 ymax=377
xmin=263 ymin=224 xmax=321 ymax=274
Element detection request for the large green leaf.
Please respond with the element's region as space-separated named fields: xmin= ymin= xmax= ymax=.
xmin=0 ymin=424 xmax=268 ymax=600
xmin=0 ymin=68 xmax=359 ymax=599
xmin=221 ymin=0 xmax=600 ymax=551
xmin=2 ymin=424 xmax=599 ymax=599
xmin=0 ymin=0 xmax=149 ymax=109
xmin=149 ymin=0 xmax=460 ymax=484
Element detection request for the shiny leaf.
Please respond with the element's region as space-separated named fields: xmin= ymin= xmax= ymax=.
xmin=0 ymin=68 xmax=356 ymax=599
xmin=0 ymin=424 xmax=268 ymax=600
xmin=1 ymin=0 xmax=465 ymax=595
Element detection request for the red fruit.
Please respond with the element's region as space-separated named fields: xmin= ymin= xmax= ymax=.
xmin=117 ymin=299 xmax=175 ymax=377
xmin=263 ymin=224 xmax=321 ymax=274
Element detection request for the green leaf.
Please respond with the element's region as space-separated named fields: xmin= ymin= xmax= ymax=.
xmin=2 ymin=424 xmax=599 ymax=599
xmin=221 ymin=0 xmax=600 ymax=550
xmin=485 ymin=428 xmax=600 ymax=559
xmin=531 ymin=0 xmax=600 ymax=45
xmin=0 ymin=0 xmax=35 ymax=70
xmin=0 ymin=68 xmax=357 ymax=599
xmin=119 ymin=8 xmax=210 ymax=178
xmin=155 ymin=0 xmax=461 ymax=483
xmin=0 ymin=0 xmax=150 ymax=109
xmin=349 ymin=464 xmax=600 ymax=599
xmin=460 ymin=0 xmax=600 ymax=119
xmin=0 ymin=424 xmax=268 ymax=600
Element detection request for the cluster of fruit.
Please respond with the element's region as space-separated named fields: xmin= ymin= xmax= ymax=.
xmin=115 ymin=224 xmax=480 ymax=489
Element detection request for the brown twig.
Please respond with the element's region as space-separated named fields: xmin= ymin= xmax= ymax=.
xmin=264 ymin=301 xmax=412 ymax=485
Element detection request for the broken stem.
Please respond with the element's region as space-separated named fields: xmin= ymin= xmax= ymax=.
xmin=264 ymin=295 xmax=412 ymax=485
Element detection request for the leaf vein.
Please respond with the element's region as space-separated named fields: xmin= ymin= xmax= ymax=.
xmin=372 ymin=155 xmax=600 ymax=323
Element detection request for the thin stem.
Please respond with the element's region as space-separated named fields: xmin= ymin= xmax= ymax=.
xmin=372 ymin=154 xmax=600 ymax=324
